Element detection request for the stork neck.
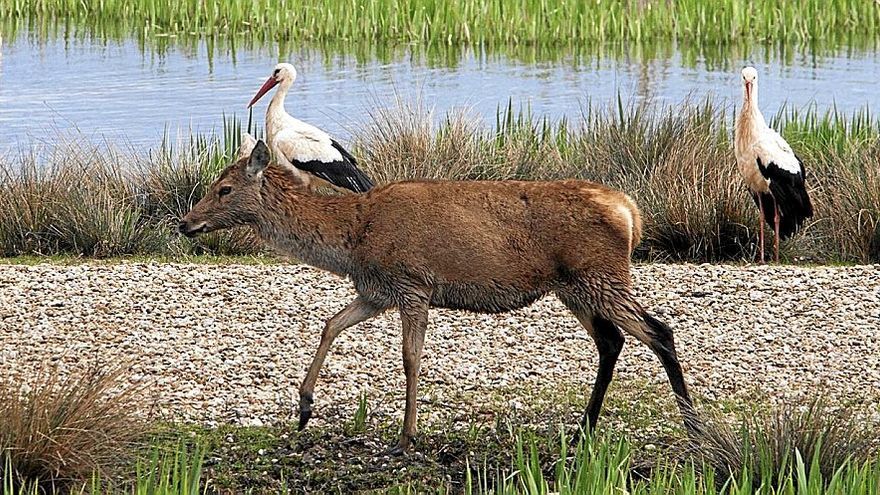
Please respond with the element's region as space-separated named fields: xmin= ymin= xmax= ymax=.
xmin=741 ymin=85 xmax=766 ymax=126
xmin=267 ymin=80 xmax=292 ymax=121
xmin=254 ymin=166 xmax=362 ymax=276
xmin=736 ymin=86 xmax=766 ymax=153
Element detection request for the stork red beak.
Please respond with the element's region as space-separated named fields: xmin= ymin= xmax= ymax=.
xmin=745 ymin=81 xmax=752 ymax=98
xmin=248 ymin=77 xmax=279 ymax=108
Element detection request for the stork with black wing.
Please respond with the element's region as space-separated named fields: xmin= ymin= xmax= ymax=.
xmin=734 ymin=66 xmax=813 ymax=263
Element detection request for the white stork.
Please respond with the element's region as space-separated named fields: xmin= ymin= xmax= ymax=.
xmin=734 ymin=66 xmax=813 ymax=263
xmin=247 ymin=63 xmax=374 ymax=193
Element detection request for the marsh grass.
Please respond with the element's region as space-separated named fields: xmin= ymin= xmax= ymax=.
xmin=475 ymin=431 xmax=880 ymax=494
xmin=2 ymin=442 xmax=206 ymax=495
xmin=464 ymin=396 xmax=880 ymax=494
xmin=132 ymin=443 xmax=204 ymax=495
xmin=4 ymin=0 xmax=879 ymax=48
xmin=0 ymin=99 xmax=877 ymax=262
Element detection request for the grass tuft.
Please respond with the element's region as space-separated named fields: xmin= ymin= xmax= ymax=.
xmin=690 ymin=397 xmax=880 ymax=491
xmin=0 ymin=363 xmax=148 ymax=492
xmin=2 ymin=389 xmax=878 ymax=493
xmin=133 ymin=443 xmax=205 ymax=495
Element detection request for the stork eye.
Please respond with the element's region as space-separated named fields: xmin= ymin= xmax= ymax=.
xmin=273 ymin=68 xmax=281 ymax=76
xmin=218 ymin=186 xmax=232 ymax=197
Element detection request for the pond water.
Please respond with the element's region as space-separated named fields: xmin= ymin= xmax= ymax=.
xmin=1 ymin=31 xmax=879 ymax=149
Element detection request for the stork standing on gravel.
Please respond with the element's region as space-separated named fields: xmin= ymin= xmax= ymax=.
xmin=248 ymin=63 xmax=374 ymax=193
xmin=734 ymin=66 xmax=813 ymax=263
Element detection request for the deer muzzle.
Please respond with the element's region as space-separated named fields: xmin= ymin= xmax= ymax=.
xmin=178 ymin=219 xmax=208 ymax=238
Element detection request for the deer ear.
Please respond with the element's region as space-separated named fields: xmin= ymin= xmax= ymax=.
xmin=246 ymin=140 xmax=270 ymax=180
xmin=237 ymin=132 xmax=258 ymax=160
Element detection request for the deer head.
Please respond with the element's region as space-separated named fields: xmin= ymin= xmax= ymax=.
xmin=178 ymin=133 xmax=270 ymax=237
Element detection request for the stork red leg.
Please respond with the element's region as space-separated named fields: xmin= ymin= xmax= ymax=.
xmin=757 ymin=195 xmax=765 ymax=264
xmin=774 ymin=206 xmax=781 ymax=263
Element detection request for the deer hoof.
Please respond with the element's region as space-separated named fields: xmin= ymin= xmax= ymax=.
xmin=384 ymin=444 xmax=407 ymax=457
xmin=384 ymin=436 xmax=414 ymax=456
xmin=298 ymin=393 xmax=313 ymax=431
xmin=298 ymin=409 xmax=312 ymax=431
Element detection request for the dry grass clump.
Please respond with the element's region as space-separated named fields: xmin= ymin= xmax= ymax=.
xmin=688 ymin=397 xmax=880 ymax=490
xmin=358 ymin=98 xmax=488 ymax=182
xmin=0 ymin=132 xmax=259 ymax=258
xmin=624 ymin=105 xmax=756 ymax=261
xmin=0 ymin=142 xmax=155 ymax=257
xmin=0 ymin=99 xmax=877 ymax=262
xmin=805 ymin=139 xmax=880 ymax=262
xmin=0 ymin=155 xmax=66 ymax=256
xmin=0 ymin=364 xmax=148 ymax=492
xmin=46 ymin=144 xmax=162 ymax=257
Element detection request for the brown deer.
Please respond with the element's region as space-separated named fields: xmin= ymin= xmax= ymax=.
xmin=179 ymin=135 xmax=696 ymax=454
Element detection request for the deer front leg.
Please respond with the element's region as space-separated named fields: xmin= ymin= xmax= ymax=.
xmin=388 ymin=297 xmax=429 ymax=455
xmin=298 ymin=296 xmax=383 ymax=430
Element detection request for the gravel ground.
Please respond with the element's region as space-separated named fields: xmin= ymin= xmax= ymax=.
xmin=1 ymin=263 xmax=878 ymax=428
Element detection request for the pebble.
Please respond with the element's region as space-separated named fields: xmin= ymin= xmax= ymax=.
xmin=0 ymin=262 xmax=878 ymax=428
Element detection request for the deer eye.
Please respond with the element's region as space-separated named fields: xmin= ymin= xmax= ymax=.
xmin=218 ymin=186 xmax=232 ymax=197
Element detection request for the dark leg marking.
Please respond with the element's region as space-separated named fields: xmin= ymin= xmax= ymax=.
xmin=642 ymin=313 xmax=701 ymax=434
xmin=583 ymin=316 xmax=625 ymax=431
xmin=298 ymin=392 xmax=313 ymax=431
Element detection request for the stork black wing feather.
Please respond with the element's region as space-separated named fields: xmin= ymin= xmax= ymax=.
xmin=292 ymin=141 xmax=374 ymax=193
xmin=754 ymin=157 xmax=813 ymax=239
xmin=330 ymin=139 xmax=359 ymax=165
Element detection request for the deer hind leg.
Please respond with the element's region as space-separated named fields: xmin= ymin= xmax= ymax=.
xmin=601 ymin=291 xmax=699 ymax=434
xmin=298 ymin=296 xmax=384 ymax=430
xmin=559 ymin=297 xmax=625 ymax=433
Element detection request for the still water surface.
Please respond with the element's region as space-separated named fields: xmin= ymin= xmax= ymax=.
xmin=1 ymin=33 xmax=879 ymax=149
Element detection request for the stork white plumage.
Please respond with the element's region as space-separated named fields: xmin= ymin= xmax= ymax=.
xmin=734 ymin=66 xmax=813 ymax=263
xmin=247 ymin=63 xmax=374 ymax=193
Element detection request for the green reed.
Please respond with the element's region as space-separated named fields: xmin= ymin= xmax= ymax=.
xmin=3 ymin=0 xmax=879 ymax=48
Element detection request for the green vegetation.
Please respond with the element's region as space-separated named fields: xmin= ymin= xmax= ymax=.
xmin=2 ymin=99 xmax=877 ymax=263
xmin=3 ymin=0 xmax=879 ymax=48
xmin=3 ymin=443 xmax=206 ymax=495
xmin=3 ymin=362 xmax=880 ymax=493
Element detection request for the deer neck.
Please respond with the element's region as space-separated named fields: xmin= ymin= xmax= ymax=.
xmin=255 ymin=167 xmax=362 ymax=276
